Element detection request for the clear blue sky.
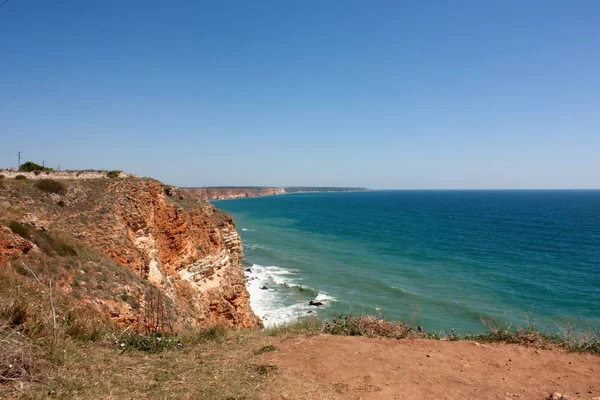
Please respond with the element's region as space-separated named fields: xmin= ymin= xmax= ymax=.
xmin=1 ymin=1 xmax=598 ymax=189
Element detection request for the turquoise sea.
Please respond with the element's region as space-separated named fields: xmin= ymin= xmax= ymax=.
xmin=213 ymin=191 xmax=600 ymax=334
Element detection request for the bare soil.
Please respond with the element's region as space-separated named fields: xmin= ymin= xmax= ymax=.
xmin=4 ymin=332 xmax=599 ymax=399
xmin=261 ymin=335 xmax=600 ymax=400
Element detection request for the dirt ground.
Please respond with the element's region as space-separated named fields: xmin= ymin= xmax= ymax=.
xmin=259 ymin=335 xmax=600 ymax=400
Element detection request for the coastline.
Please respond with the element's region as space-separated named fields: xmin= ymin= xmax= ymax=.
xmin=213 ymin=190 xmax=600 ymax=333
xmin=184 ymin=186 xmax=371 ymax=201
xmin=243 ymin=262 xmax=337 ymax=327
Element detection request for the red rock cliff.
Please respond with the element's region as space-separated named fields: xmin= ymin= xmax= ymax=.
xmin=0 ymin=177 xmax=262 ymax=330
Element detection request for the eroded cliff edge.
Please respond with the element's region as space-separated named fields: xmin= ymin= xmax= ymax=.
xmin=0 ymin=176 xmax=262 ymax=331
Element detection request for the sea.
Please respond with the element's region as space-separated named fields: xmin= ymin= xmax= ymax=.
xmin=213 ymin=190 xmax=600 ymax=334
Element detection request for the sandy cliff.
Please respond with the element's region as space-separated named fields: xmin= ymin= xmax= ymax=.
xmin=0 ymin=177 xmax=261 ymax=331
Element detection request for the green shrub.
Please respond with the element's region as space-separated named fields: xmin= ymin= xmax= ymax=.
xmin=9 ymin=221 xmax=33 ymax=239
xmin=8 ymin=222 xmax=77 ymax=257
xmin=19 ymin=161 xmax=43 ymax=172
xmin=15 ymin=174 xmax=27 ymax=180
xmin=116 ymin=333 xmax=177 ymax=353
xmin=35 ymin=179 xmax=67 ymax=195
xmin=106 ymin=170 xmax=121 ymax=178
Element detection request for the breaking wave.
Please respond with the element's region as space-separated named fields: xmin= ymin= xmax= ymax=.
xmin=245 ymin=264 xmax=336 ymax=327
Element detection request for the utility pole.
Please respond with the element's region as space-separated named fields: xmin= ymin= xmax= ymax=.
xmin=17 ymin=151 xmax=21 ymax=170
xmin=42 ymin=160 xmax=45 ymax=168
xmin=57 ymin=165 xmax=60 ymax=171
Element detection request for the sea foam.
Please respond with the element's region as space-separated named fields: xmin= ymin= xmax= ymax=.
xmin=245 ymin=264 xmax=334 ymax=327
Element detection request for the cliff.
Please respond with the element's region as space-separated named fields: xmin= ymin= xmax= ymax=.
xmin=185 ymin=186 xmax=371 ymax=201
xmin=0 ymin=176 xmax=261 ymax=331
xmin=186 ymin=187 xmax=286 ymax=200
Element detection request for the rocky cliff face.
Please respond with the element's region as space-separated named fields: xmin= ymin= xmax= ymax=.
xmin=0 ymin=177 xmax=261 ymax=331
xmin=186 ymin=187 xmax=286 ymax=201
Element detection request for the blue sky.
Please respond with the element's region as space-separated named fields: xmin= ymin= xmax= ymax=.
xmin=1 ymin=1 xmax=598 ymax=189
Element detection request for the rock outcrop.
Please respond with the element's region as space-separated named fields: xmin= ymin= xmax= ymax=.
xmin=0 ymin=226 xmax=35 ymax=264
xmin=0 ymin=177 xmax=261 ymax=331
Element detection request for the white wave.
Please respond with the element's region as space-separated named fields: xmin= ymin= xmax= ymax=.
xmin=244 ymin=263 xmax=333 ymax=327
xmin=315 ymin=292 xmax=337 ymax=302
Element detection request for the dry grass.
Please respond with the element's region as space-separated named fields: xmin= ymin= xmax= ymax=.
xmin=12 ymin=329 xmax=281 ymax=400
xmin=0 ymin=267 xmax=116 ymax=397
xmin=0 ymin=329 xmax=45 ymax=384
xmin=466 ymin=317 xmax=600 ymax=354
xmin=265 ymin=312 xmax=419 ymax=339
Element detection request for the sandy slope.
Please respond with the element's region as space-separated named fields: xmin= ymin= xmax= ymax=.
xmin=260 ymin=335 xmax=600 ymax=400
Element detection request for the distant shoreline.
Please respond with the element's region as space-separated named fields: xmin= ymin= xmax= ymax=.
xmin=182 ymin=186 xmax=371 ymax=201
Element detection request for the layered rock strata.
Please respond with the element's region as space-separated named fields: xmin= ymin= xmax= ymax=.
xmin=0 ymin=177 xmax=261 ymax=330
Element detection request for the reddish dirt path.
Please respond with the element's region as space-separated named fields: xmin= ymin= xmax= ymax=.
xmin=260 ymin=335 xmax=600 ymax=400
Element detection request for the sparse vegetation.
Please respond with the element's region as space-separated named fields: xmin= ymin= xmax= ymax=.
xmin=264 ymin=314 xmax=599 ymax=355
xmin=323 ymin=314 xmax=412 ymax=338
xmin=34 ymin=179 xmax=67 ymax=195
xmin=254 ymin=344 xmax=277 ymax=355
xmin=464 ymin=317 xmax=600 ymax=354
xmin=106 ymin=170 xmax=121 ymax=178
xmin=15 ymin=174 xmax=27 ymax=180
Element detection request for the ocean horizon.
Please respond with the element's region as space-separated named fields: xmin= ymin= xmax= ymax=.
xmin=213 ymin=190 xmax=600 ymax=334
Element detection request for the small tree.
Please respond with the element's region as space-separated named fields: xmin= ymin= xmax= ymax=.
xmin=19 ymin=161 xmax=46 ymax=172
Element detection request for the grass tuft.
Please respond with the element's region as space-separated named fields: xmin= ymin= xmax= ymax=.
xmin=324 ymin=314 xmax=412 ymax=338
xmin=263 ymin=316 xmax=325 ymax=337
